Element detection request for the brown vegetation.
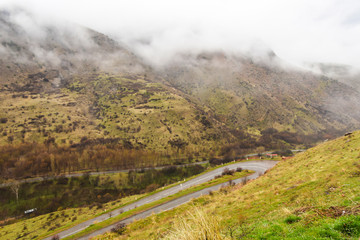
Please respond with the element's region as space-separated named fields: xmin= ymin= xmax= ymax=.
xmin=0 ymin=141 xmax=166 ymax=180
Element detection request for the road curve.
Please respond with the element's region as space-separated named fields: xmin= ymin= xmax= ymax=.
xmin=44 ymin=160 xmax=278 ymax=240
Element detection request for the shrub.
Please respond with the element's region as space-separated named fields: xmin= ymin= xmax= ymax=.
xmin=51 ymin=235 xmax=60 ymax=240
xmin=111 ymin=223 xmax=126 ymax=234
xmin=222 ymin=168 xmax=235 ymax=176
xmin=0 ymin=118 xmax=8 ymax=123
xmin=284 ymin=215 xmax=301 ymax=224
xmin=145 ymin=183 xmax=160 ymax=193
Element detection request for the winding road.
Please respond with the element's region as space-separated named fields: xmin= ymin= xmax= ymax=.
xmin=43 ymin=160 xmax=278 ymax=240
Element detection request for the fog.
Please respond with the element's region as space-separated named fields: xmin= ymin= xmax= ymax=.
xmin=1 ymin=0 xmax=360 ymax=70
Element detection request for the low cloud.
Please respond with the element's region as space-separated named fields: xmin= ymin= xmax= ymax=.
xmin=1 ymin=0 xmax=360 ymax=70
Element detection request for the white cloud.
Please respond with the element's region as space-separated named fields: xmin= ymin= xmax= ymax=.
xmin=1 ymin=0 xmax=360 ymax=68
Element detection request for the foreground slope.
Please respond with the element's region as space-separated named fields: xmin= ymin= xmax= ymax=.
xmin=100 ymin=131 xmax=360 ymax=239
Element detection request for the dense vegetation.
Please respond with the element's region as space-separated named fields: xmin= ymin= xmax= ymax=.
xmin=0 ymin=164 xmax=205 ymax=221
xmin=0 ymin=141 xmax=169 ymax=180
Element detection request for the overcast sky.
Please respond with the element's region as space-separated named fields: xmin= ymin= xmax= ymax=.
xmin=1 ymin=0 xmax=360 ymax=68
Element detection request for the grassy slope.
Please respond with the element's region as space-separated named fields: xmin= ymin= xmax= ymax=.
xmin=99 ymin=130 xmax=360 ymax=239
xmin=163 ymin=56 xmax=360 ymax=137
xmin=0 ymin=73 xmax=226 ymax=157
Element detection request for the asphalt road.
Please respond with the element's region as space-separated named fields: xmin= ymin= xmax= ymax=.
xmin=43 ymin=160 xmax=277 ymax=240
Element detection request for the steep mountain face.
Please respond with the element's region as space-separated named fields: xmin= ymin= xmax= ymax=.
xmin=0 ymin=8 xmax=144 ymax=91
xmin=0 ymin=7 xmax=360 ymax=162
xmin=158 ymin=52 xmax=360 ymax=136
xmin=0 ymin=8 xmax=228 ymax=160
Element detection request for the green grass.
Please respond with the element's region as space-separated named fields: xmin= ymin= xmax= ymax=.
xmin=97 ymin=130 xmax=360 ymax=239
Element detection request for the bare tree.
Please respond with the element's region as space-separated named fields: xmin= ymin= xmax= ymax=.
xmin=9 ymin=181 xmax=20 ymax=203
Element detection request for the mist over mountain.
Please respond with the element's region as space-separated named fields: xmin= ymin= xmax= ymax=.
xmin=2 ymin=0 xmax=360 ymax=69
xmin=0 ymin=7 xmax=144 ymax=86
xmin=0 ymin=5 xmax=360 ymax=157
xmin=157 ymin=51 xmax=360 ymax=133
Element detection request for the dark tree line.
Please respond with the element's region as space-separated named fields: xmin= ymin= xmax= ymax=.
xmin=220 ymin=127 xmax=342 ymax=157
xmin=0 ymin=165 xmax=205 ymax=220
xmin=0 ymin=141 xmax=170 ymax=180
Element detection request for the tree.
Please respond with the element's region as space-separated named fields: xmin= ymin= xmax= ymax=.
xmin=168 ymin=138 xmax=188 ymax=153
xmin=9 ymin=181 xmax=20 ymax=203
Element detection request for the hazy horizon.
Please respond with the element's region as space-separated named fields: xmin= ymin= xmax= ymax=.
xmin=1 ymin=0 xmax=360 ymax=70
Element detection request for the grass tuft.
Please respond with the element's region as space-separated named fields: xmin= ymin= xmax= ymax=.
xmin=162 ymin=208 xmax=229 ymax=240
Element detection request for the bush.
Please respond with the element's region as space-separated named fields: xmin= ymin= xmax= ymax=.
xmin=0 ymin=118 xmax=8 ymax=124
xmin=284 ymin=215 xmax=301 ymax=224
xmin=222 ymin=168 xmax=235 ymax=176
xmin=111 ymin=223 xmax=126 ymax=234
xmin=145 ymin=183 xmax=160 ymax=193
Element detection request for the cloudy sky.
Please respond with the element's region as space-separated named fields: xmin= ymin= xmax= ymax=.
xmin=1 ymin=0 xmax=360 ymax=68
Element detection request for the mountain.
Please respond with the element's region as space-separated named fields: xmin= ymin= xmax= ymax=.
xmin=306 ymin=62 xmax=360 ymax=92
xmin=159 ymin=52 xmax=360 ymax=135
xmin=0 ymin=8 xmax=230 ymax=172
xmin=1 ymin=7 xmax=360 ymax=171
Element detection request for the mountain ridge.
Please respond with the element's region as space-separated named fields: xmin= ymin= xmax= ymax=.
xmin=0 ymin=7 xmax=359 ymax=161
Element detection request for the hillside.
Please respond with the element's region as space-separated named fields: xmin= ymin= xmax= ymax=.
xmin=159 ymin=52 xmax=360 ymax=136
xmin=0 ymin=8 xmax=231 ymax=179
xmin=1 ymin=8 xmax=360 ymax=179
xmin=100 ymin=131 xmax=360 ymax=239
